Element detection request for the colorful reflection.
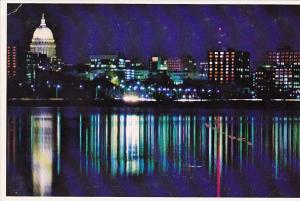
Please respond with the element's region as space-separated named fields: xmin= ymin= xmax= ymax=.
xmin=6 ymin=108 xmax=300 ymax=196
xmin=78 ymin=112 xmax=300 ymax=181
xmin=31 ymin=113 xmax=54 ymax=196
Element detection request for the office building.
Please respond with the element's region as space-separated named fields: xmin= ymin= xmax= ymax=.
xmin=208 ymin=48 xmax=250 ymax=85
xmin=7 ymin=44 xmax=18 ymax=78
xmin=266 ymin=47 xmax=300 ymax=96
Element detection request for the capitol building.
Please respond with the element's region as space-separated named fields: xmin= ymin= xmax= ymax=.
xmin=30 ymin=14 xmax=56 ymax=58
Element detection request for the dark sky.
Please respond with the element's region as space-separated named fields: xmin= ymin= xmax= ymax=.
xmin=7 ymin=4 xmax=300 ymax=69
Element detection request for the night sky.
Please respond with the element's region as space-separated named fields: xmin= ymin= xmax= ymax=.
xmin=7 ymin=4 xmax=300 ymax=69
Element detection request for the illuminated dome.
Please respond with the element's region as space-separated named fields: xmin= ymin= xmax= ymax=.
xmin=30 ymin=14 xmax=56 ymax=58
xmin=32 ymin=26 xmax=54 ymax=42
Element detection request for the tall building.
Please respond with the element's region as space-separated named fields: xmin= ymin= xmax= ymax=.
xmin=25 ymin=52 xmax=50 ymax=83
xmin=266 ymin=47 xmax=300 ymax=96
xmin=30 ymin=14 xmax=56 ymax=58
xmin=208 ymin=48 xmax=250 ymax=85
xmin=7 ymin=44 xmax=18 ymax=78
xmin=253 ymin=65 xmax=276 ymax=94
xmin=267 ymin=46 xmax=300 ymax=66
xmin=254 ymin=64 xmax=300 ymax=98
xmin=274 ymin=65 xmax=293 ymax=93
xmin=25 ymin=52 xmax=38 ymax=83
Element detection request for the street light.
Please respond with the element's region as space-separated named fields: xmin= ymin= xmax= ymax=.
xmin=96 ymin=85 xmax=101 ymax=99
xmin=56 ymin=84 xmax=61 ymax=98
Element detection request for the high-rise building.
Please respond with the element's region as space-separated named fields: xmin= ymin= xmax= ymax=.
xmin=274 ymin=65 xmax=293 ymax=93
xmin=208 ymin=48 xmax=250 ymax=85
xmin=266 ymin=47 xmax=300 ymax=96
xmin=25 ymin=52 xmax=38 ymax=83
xmin=30 ymin=14 xmax=56 ymax=58
xmin=7 ymin=44 xmax=18 ymax=78
xmin=25 ymin=52 xmax=50 ymax=83
xmin=254 ymin=63 xmax=300 ymax=98
xmin=267 ymin=46 xmax=300 ymax=66
xmin=253 ymin=65 xmax=276 ymax=94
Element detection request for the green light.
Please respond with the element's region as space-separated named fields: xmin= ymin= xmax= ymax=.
xmin=225 ymin=116 xmax=228 ymax=169
xmin=86 ymin=127 xmax=89 ymax=175
xmin=284 ymin=118 xmax=287 ymax=168
xmin=214 ymin=117 xmax=217 ymax=175
xmin=119 ymin=115 xmax=125 ymax=176
xmin=201 ymin=116 xmax=206 ymax=163
xmin=97 ymin=114 xmax=100 ymax=174
xmin=57 ymin=111 xmax=61 ymax=175
xmin=208 ymin=116 xmax=212 ymax=177
xmin=274 ymin=117 xmax=278 ymax=179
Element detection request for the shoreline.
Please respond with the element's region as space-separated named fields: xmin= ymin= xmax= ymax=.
xmin=7 ymin=99 xmax=300 ymax=110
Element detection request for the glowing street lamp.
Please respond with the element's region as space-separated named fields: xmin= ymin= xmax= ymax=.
xmin=55 ymin=84 xmax=61 ymax=98
xmin=96 ymin=85 xmax=101 ymax=99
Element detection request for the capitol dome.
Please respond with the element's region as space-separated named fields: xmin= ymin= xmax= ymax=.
xmin=32 ymin=26 xmax=54 ymax=42
xmin=30 ymin=14 xmax=56 ymax=58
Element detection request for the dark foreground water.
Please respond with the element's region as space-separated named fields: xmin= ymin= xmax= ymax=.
xmin=6 ymin=107 xmax=300 ymax=197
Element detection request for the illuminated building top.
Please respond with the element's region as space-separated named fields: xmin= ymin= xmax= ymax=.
xmin=30 ymin=13 xmax=56 ymax=58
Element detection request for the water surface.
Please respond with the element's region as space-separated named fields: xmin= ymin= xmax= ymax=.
xmin=7 ymin=107 xmax=300 ymax=196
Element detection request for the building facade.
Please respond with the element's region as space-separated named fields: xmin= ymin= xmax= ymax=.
xmin=167 ymin=57 xmax=184 ymax=72
xmin=253 ymin=65 xmax=276 ymax=94
xmin=208 ymin=49 xmax=250 ymax=86
xmin=266 ymin=47 xmax=300 ymax=97
xmin=7 ymin=44 xmax=17 ymax=78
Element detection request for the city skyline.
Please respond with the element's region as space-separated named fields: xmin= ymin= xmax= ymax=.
xmin=7 ymin=4 xmax=300 ymax=68
xmin=6 ymin=3 xmax=300 ymax=197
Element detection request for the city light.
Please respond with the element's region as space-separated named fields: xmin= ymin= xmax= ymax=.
xmin=123 ymin=95 xmax=139 ymax=102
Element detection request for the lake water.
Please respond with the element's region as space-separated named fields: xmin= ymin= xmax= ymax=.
xmin=6 ymin=107 xmax=300 ymax=197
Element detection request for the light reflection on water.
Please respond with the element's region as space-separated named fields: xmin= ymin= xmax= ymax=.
xmin=31 ymin=113 xmax=54 ymax=196
xmin=6 ymin=107 xmax=300 ymax=196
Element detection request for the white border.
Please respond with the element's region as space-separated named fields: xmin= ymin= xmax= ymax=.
xmin=1 ymin=1 xmax=300 ymax=201
xmin=0 ymin=1 xmax=7 ymax=201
